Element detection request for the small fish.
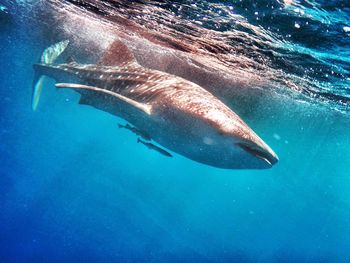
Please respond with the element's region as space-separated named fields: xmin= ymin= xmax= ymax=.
xmin=137 ymin=138 xmax=173 ymax=158
xmin=118 ymin=123 xmax=151 ymax=140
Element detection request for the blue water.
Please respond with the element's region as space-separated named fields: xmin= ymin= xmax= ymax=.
xmin=1 ymin=1 xmax=350 ymax=262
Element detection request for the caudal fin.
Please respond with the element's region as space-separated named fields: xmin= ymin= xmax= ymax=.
xmin=32 ymin=40 xmax=69 ymax=111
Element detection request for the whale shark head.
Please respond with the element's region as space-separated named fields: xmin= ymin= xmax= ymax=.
xmin=235 ymin=140 xmax=279 ymax=169
xmin=228 ymin=133 xmax=279 ymax=169
xmin=167 ymin=104 xmax=279 ymax=170
xmin=197 ymin=109 xmax=279 ymax=169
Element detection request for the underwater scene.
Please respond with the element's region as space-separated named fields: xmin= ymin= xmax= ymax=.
xmin=1 ymin=0 xmax=350 ymax=262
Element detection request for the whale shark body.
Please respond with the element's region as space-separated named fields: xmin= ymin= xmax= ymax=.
xmin=32 ymin=40 xmax=278 ymax=169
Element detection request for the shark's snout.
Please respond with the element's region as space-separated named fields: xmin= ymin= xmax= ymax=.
xmin=237 ymin=142 xmax=279 ymax=168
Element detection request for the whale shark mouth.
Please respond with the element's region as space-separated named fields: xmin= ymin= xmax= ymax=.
xmin=237 ymin=143 xmax=278 ymax=166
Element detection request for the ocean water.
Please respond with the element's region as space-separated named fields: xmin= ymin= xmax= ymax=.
xmin=1 ymin=0 xmax=350 ymax=262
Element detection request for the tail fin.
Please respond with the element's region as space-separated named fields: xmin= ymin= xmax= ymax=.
xmin=32 ymin=40 xmax=69 ymax=111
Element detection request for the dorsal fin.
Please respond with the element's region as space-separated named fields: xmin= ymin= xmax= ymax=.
xmin=98 ymin=40 xmax=136 ymax=66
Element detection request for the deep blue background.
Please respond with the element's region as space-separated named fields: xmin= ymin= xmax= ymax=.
xmin=1 ymin=1 xmax=350 ymax=262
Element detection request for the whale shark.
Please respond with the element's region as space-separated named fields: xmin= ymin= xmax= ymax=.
xmin=32 ymin=40 xmax=278 ymax=169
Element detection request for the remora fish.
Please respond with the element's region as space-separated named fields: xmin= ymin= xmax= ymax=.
xmin=118 ymin=123 xmax=151 ymax=141
xmin=137 ymin=138 xmax=172 ymax=158
xmin=32 ymin=40 xmax=278 ymax=169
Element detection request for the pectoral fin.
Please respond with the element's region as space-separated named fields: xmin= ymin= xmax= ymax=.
xmin=55 ymin=83 xmax=152 ymax=115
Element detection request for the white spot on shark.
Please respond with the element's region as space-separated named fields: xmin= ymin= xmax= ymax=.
xmin=203 ymin=137 xmax=214 ymax=145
